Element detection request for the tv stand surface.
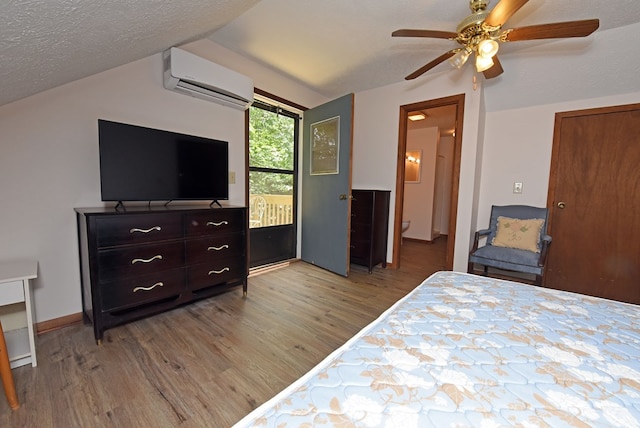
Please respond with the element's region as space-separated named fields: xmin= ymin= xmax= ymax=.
xmin=75 ymin=205 xmax=248 ymax=343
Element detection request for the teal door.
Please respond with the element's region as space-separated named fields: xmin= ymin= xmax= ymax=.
xmin=301 ymin=94 xmax=354 ymax=276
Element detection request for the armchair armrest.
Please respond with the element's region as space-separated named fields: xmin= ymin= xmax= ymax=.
xmin=470 ymin=229 xmax=492 ymax=253
xmin=538 ymin=235 xmax=552 ymax=267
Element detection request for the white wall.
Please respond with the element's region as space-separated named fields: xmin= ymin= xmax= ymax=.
xmin=3 ymin=23 xmax=639 ymax=324
xmin=436 ymin=135 xmax=454 ymax=235
xmin=477 ymin=90 xmax=640 ymax=230
xmin=473 ymin=23 xmax=640 ymax=228
xmin=403 ymin=127 xmax=438 ymax=241
xmin=0 ymin=40 xmax=326 ymax=324
xmin=0 ymin=54 xmax=246 ymax=323
xmin=172 ymin=27 xmax=640 ymax=278
xmin=353 ymin=68 xmax=485 ymax=271
xmin=484 ymin=23 xmax=640 ymax=113
xmin=349 ymin=24 xmax=640 ymax=274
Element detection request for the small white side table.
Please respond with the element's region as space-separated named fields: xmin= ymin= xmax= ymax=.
xmin=0 ymin=261 xmax=38 ymax=368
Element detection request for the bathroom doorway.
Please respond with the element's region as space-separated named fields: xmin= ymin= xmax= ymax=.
xmin=392 ymin=94 xmax=464 ymax=270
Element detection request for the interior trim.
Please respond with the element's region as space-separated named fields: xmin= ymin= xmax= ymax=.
xmin=392 ymin=94 xmax=465 ymax=270
xmin=36 ymin=312 xmax=83 ymax=335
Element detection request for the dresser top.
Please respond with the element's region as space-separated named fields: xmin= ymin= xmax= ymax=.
xmin=75 ymin=204 xmax=246 ymax=215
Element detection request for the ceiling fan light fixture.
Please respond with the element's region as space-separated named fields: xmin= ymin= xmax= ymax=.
xmin=393 ymin=2 xmax=600 ymax=81
xmin=475 ymin=54 xmax=494 ymax=72
xmin=448 ymin=48 xmax=472 ymax=69
xmin=477 ymin=39 xmax=499 ymax=58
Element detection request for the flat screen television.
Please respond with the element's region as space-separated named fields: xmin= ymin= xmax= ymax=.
xmin=98 ymin=119 xmax=229 ymax=203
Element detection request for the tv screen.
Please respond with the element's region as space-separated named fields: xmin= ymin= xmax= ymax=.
xmin=98 ymin=120 xmax=229 ymax=202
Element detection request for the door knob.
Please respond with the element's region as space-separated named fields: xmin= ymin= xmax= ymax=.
xmin=557 ymin=201 xmax=566 ymax=209
xmin=339 ymin=194 xmax=348 ymax=200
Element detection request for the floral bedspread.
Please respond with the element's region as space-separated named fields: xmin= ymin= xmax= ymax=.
xmin=233 ymin=271 xmax=640 ymax=427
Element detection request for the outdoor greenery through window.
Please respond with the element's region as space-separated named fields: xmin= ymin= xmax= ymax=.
xmin=249 ymin=101 xmax=298 ymax=228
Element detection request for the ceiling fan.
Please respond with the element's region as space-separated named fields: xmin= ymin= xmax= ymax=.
xmin=392 ymin=0 xmax=599 ymax=80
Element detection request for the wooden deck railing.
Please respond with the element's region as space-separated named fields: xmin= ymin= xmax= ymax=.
xmin=249 ymin=194 xmax=293 ymax=228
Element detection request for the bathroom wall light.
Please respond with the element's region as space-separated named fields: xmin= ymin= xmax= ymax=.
xmin=405 ymin=149 xmax=422 ymax=183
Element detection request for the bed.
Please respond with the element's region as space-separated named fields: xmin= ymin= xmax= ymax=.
xmin=233 ymin=271 xmax=640 ymax=427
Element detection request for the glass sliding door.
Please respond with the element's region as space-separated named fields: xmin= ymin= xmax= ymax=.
xmin=248 ymin=100 xmax=299 ymax=267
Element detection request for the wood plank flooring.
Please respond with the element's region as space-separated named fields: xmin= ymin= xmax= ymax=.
xmin=1 ymin=239 xmax=446 ymax=427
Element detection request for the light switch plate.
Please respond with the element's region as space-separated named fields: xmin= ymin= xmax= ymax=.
xmin=229 ymin=171 xmax=236 ymax=184
xmin=513 ymin=182 xmax=523 ymax=194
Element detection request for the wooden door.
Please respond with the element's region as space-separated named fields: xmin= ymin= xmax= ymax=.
xmin=301 ymin=94 xmax=354 ymax=276
xmin=546 ymin=103 xmax=640 ymax=304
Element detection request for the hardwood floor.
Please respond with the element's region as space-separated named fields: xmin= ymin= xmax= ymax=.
xmin=1 ymin=239 xmax=446 ymax=427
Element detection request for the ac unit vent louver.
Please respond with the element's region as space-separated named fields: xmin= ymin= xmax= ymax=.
xmin=163 ymin=47 xmax=254 ymax=110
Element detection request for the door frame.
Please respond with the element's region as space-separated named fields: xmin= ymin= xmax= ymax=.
xmin=245 ymin=89 xmax=308 ymax=269
xmin=392 ymin=94 xmax=465 ymax=269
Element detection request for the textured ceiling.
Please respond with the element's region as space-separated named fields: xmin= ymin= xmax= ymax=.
xmin=0 ymin=0 xmax=259 ymax=106
xmin=2 ymin=0 xmax=640 ymax=108
xmin=209 ymin=0 xmax=640 ymax=99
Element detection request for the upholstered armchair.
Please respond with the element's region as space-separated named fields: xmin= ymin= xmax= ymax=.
xmin=468 ymin=205 xmax=552 ymax=285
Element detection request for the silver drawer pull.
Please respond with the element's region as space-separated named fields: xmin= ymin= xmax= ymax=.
xmin=130 ymin=226 xmax=161 ymax=234
xmin=133 ymin=282 xmax=164 ymax=292
xmin=208 ymin=267 xmax=230 ymax=275
xmin=206 ymin=221 xmax=228 ymax=227
xmin=207 ymin=245 xmax=229 ymax=251
xmin=131 ymin=255 xmax=163 ymax=264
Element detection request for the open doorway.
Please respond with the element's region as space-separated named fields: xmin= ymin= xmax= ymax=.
xmin=392 ymin=94 xmax=465 ymax=269
xmin=247 ymin=99 xmax=299 ymax=268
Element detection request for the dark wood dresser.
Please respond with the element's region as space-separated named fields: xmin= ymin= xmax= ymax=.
xmin=75 ymin=205 xmax=247 ymax=343
xmin=350 ymin=189 xmax=390 ymax=273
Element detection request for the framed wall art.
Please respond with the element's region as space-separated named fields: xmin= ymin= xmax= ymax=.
xmin=310 ymin=116 xmax=339 ymax=175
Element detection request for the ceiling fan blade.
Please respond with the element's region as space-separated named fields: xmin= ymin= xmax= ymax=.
xmin=392 ymin=29 xmax=458 ymax=39
xmin=505 ymin=19 xmax=600 ymax=41
xmin=483 ymin=56 xmax=504 ymax=79
xmin=405 ymin=51 xmax=456 ymax=80
xmin=484 ymin=0 xmax=529 ymax=28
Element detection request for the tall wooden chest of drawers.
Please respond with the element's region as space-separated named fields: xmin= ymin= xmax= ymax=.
xmin=350 ymin=189 xmax=390 ymax=273
xmin=76 ymin=206 xmax=247 ymax=343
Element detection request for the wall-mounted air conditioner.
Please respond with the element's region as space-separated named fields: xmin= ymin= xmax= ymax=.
xmin=163 ymin=47 xmax=254 ymax=110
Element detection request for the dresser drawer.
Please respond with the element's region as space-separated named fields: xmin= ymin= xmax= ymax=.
xmin=185 ymin=210 xmax=245 ymax=237
xmin=349 ymin=190 xmax=390 ymax=273
xmin=351 ymin=192 xmax=373 ymax=218
xmin=100 ymin=268 xmax=185 ymax=312
xmin=98 ymin=242 xmax=185 ymax=282
xmin=350 ymin=241 xmax=369 ymax=261
xmin=350 ymin=222 xmax=372 ymax=243
xmin=185 ymin=233 xmax=245 ymax=265
xmin=187 ymin=260 xmax=245 ymax=291
xmin=96 ymin=213 xmax=183 ymax=247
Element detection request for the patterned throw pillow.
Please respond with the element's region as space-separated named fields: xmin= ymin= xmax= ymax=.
xmin=492 ymin=216 xmax=544 ymax=253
